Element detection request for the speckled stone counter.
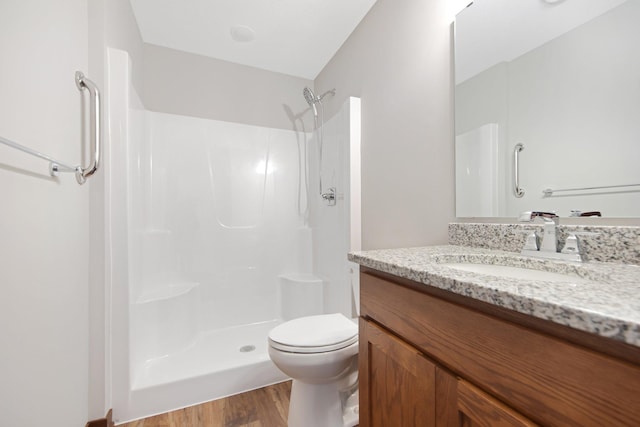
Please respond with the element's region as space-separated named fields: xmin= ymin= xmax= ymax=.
xmin=348 ymin=245 xmax=640 ymax=347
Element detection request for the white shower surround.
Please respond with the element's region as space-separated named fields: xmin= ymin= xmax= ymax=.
xmin=107 ymin=48 xmax=361 ymax=423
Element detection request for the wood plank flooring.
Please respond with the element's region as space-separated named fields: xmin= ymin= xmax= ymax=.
xmin=119 ymin=381 xmax=291 ymax=427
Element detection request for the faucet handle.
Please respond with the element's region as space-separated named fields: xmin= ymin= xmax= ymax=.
xmin=523 ymin=231 xmax=540 ymax=251
xmin=561 ymin=234 xmax=582 ymax=255
xmin=513 ymin=229 xmax=541 ymax=251
xmin=560 ymin=232 xmax=598 ymax=258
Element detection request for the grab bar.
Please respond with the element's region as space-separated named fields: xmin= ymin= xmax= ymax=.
xmin=0 ymin=71 xmax=101 ymax=185
xmin=543 ymin=183 xmax=640 ymax=197
xmin=75 ymin=71 xmax=101 ymax=184
xmin=513 ymin=143 xmax=525 ymax=198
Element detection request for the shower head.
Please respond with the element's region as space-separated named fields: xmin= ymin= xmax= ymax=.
xmin=303 ymin=87 xmax=318 ymax=116
xmin=303 ymin=87 xmax=317 ymax=104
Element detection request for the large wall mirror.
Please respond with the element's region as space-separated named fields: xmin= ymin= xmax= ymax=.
xmin=454 ymin=0 xmax=640 ymax=218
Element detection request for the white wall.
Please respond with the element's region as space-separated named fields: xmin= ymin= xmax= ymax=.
xmin=0 ymin=1 xmax=89 ymax=426
xmin=143 ymin=44 xmax=314 ymax=131
xmin=315 ymin=0 xmax=456 ymax=250
xmin=89 ymin=0 xmax=146 ymax=96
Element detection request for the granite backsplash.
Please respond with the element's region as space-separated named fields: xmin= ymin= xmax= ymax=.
xmin=448 ymin=222 xmax=640 ymax=265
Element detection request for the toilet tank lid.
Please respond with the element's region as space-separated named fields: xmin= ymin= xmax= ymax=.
xmin=268 ymin=313 xmax=358 ymax=348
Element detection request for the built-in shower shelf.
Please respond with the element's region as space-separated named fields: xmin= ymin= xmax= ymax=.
xmin=135 ymin=281 xmax=199 ymax=305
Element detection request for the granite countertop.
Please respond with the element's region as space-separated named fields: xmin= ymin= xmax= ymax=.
xmin=348 ymin=245 xmax=640 ymax=347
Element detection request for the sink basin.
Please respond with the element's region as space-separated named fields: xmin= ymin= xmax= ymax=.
xmin=441 ymin=263 xmax=589 ymax=283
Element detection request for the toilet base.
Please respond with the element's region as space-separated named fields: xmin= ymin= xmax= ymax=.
xmin=343 ymin=389 xmax=359 ymax=427
xmin=287 ymin=380 xmax=358 ymax=427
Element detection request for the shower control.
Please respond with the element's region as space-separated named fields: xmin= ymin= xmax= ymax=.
xmin=322 ymin=187 xmax=337 ymax=206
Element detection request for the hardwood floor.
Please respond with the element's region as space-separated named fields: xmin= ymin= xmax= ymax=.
xmin=119 ymin=381 xmax=291 ymax=427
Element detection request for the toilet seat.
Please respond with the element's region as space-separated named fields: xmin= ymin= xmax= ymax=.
xmin=269 ymin=313 xmax=358 ymax=354
xmin=269 ymin=335 xmax=358 ymax=353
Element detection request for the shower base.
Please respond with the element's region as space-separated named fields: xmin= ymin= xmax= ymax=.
xmin=124 ymin=320 xmax=288 ymax=423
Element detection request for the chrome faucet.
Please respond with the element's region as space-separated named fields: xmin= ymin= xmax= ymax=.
xmin=539 ymin=216 xmax=559 ymax=253
xmin=519 ymin=213 xmax=589 ymax=262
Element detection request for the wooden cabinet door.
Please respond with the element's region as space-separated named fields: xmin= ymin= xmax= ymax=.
xmin=437 ymin=368 xmax=539 ymax=427
xmin=359 ymin=318 xmax=437 ymax=427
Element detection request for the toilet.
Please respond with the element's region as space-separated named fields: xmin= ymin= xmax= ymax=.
xmin=268 ymin=313 xmax=359 ymax=427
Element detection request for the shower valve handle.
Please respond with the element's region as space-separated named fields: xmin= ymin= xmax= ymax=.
xmin=322 ymin=188 xmax=337 ymax=206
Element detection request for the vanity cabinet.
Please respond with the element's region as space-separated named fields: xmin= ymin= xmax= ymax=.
xmin=358 ymin=269 xmax=640 ymax=427
xmin=360 ymin=319 xmax=536 ymax=427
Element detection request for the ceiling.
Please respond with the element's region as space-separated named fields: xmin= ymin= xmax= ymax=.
xmin=129 ymin=0 xmax=378 ymax=80
xmin=455 ymin=0 xmax=628 ymax=83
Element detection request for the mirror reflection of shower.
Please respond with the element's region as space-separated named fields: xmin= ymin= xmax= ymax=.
xmin=303 ymin=86 xmax=336 ymax=205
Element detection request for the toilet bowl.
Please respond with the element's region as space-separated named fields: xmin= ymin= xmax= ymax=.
xmin=268 ymin=313 xmax=359 ymax=427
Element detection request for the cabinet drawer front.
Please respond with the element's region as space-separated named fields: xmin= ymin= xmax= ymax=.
xmin=361 ymin=272 xmax=640 ymax=427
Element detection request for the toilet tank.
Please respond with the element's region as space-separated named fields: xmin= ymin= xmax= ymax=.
xmin=279 ymin=274 xmax=324 ymax=320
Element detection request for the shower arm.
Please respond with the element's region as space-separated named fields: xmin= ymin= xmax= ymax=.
xmin=317 ymin=89 xmax=336 ymax=101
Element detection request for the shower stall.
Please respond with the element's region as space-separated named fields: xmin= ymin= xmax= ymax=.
xmin=106 ymin=49 xmax=361 ymax=423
